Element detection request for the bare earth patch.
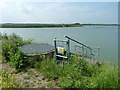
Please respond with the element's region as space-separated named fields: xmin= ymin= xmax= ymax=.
xmin=2 ymin=63 xmax=60 ymax=88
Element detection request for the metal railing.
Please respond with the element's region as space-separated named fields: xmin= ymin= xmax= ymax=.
xmin=65 ymin=35 xmax=92 ymax=50
xmin=65 ymin=35 xmax=100 ymax=60
xmin=54 ymin=35 xmax=100 ymax=63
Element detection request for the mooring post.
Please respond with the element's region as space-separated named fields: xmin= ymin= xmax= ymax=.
xmin=54 ymin=38 xmax=57 ymax=62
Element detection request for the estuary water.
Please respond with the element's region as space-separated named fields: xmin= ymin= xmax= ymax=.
xmin=0 ymin=26 xmax=118 ymax=63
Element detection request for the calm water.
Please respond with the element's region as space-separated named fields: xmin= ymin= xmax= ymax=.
xmin=0 ymin=26 xmax=118 ymax=63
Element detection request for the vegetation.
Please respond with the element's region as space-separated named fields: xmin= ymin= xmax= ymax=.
xmin=0 ymin=33 xmax=119 ymax=88
xmin=35 ymin=55 xmax=118 ymax=88
xmin=1 ymin=23 xmax=82 ymax=28
xmin=82 ymin=24 xmax=120 ymax=26
xmin=0 ymin=69 xmax=20 ymax=88
xmin=1 ymin=33 xmax=32 ymax=69
xmin=0 ymin=23 xmax=119 ymax=28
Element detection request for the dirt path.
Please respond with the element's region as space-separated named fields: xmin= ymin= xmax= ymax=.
xmin=2 ymin=63 xmax=60 ymax=88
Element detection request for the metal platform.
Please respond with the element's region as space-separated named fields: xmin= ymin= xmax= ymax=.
xmin=20 ymin=43 xmax=54 ymax=56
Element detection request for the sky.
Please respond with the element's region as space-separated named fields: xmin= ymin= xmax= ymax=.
xmin=0 ymin=1 xmax=118 ymax=24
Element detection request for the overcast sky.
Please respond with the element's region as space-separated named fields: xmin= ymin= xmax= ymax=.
xmin=0 ymin=1 xmax=118 ymax=24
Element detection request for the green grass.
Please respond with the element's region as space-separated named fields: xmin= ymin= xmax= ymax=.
xmin=24 ymin=75 xmax=31 ymax=80
xmin=23 ymin=81 xmax=29 ymax=87
xmin=35 ymin=55 xmax=118 ymax=88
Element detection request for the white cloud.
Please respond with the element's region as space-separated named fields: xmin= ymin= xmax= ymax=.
xmin=32 ymin=3 xmax=70 ymax=23
xmin=0 ymin=1 xmax=9 ymax=10
xmin=17 ymin=2 xmax=33 ymax=14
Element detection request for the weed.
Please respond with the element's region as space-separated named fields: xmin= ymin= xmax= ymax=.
xmin=1 ymin=69 xmax=20 ymax=88
xmin=23 ymin=81 xmax=29 ymax=87
xmin=41 ymin=85 xmax=46 ymax=88
xmin=27 ymin=70 xmax=34 ymax=76
xmin=24 ymin=75 xmax=31 ymax=79
xmin=37 ymin=82 xmax=41 ymax=84
xmin=38 ymin=79 xmax=42 ymax=82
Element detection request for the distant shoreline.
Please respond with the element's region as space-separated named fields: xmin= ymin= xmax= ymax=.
xmin=0 ymin=23 xmax=119 ymax=28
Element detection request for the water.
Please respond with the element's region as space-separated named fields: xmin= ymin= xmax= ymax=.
xmin=0 ymin=26 xmax=118 ymax=63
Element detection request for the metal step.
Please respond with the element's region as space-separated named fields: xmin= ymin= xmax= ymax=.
xmin=56 ymin=55 xmax=67 ymax=59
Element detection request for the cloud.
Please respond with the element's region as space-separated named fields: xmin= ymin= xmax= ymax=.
xmin=17 ymin=2 xmax=33 ymax=14
xmin=1 ymin=2 xmax=117 ymax=24
xmin=0 ymin=1 xmax=9 ymax=11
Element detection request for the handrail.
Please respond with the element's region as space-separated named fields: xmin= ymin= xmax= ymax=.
xmin=65 ymin=35 xmax=92 ymax=50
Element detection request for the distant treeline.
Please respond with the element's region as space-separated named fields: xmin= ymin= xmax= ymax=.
xmin=82 ymin=24 xmax=119 ymax=26
xmin=0 ymin=23 xmax=119 ymax=28
xmin=1 ymin=23 xmax=82 ymax=28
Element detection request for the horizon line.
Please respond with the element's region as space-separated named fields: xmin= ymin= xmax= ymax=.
xmin=0 ymin=22 xmax=118 ymax=24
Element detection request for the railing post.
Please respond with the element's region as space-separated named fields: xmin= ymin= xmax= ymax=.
xmin=90 ymin=49 xmax=92 ymax=60
xmin=97 ymin=47 xmax=100 ymax=60
xmin=54 ymin=38 xmax=57 ymax=62
xmin=67 ymin=39 xmax=70 ymax=61
xmin=75 ymin=45 xmax=76 ymax=54
xmin=82 ymin=45 xmax=84 ymax=58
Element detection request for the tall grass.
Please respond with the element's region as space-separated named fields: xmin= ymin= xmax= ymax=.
xmin=35 ymin=55 xmax=118 ymax=88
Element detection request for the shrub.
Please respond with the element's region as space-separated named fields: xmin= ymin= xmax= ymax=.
xmin=9 ymin=47 xmax=26 ymax=69
xmin=1 ymin=33 xmax=32 ymax=69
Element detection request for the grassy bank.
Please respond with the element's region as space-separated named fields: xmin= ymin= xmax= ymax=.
xmin=0 ymin=33 xmax=119 ymax=88
xmin=35 ymin=56 xmax=118 ymax=88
